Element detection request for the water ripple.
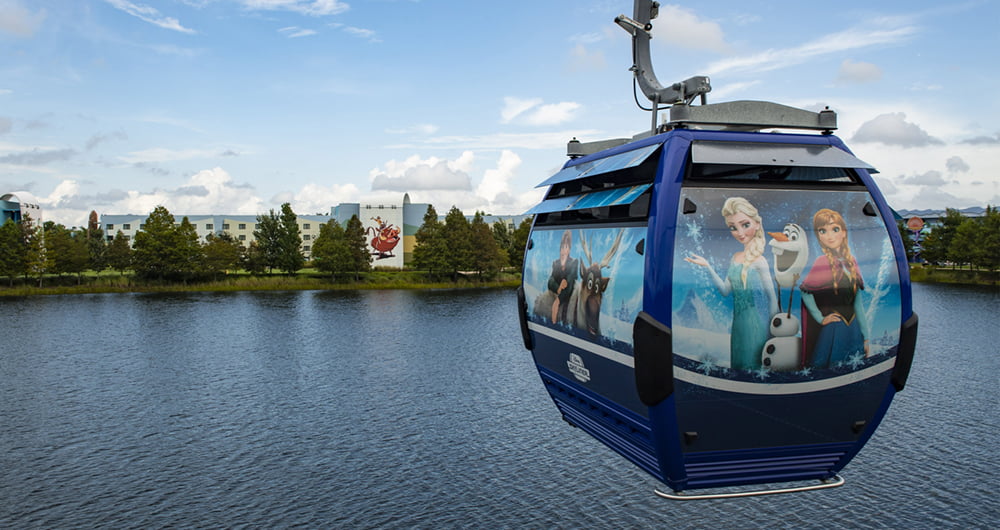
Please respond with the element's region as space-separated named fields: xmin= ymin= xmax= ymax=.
xmin=0 ymin=286 xmax=996 ymax=528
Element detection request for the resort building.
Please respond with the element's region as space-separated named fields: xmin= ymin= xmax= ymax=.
xmin=100 ymin=193 xmax=530 ymax=268
xmin=1 ymin=191 xmax=43 ymax=225
xmin=98 ymin=213 xmax=331 ymax=258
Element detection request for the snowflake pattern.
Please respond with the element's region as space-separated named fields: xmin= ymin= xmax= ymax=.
xmin=846 ymin=352 xmax=867 ymax=370
xmin=698 ymin=358 xmax=717 ymax=375
xmin=685 ymin=221 xmax=702 ymax=241
xmin=753 ymin=366 xmax=771 ymax=381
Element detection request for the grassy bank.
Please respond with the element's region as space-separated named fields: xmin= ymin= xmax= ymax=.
xmin=909 ymin=264 xmax=999 ymax=287
xmin=0 ymin=270 xmax=521 ymax=297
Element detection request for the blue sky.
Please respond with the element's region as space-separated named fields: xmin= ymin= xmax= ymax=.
xmin=2 ymin=0 xmax=998 ymax=227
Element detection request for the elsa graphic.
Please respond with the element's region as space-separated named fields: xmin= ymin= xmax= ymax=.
xmin=685 ymin=197 xmax=779 ymax=371
xmin=800 ymin=208 xmax=870 ymax=368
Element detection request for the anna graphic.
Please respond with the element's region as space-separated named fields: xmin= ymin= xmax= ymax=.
xmin=800 ymin=208 xmax=870 ymax=368
xmin=685 ymin=197 xmax=778 ymax=371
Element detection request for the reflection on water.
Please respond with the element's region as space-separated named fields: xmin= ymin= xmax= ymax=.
xmin=1 ymin=284 xmax=996 ymax=528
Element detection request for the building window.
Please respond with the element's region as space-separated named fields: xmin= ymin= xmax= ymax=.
xmin=223 ymin=223 xmax=230 ymax=230
xmin=239 ymin=234 xmax=246 ymax=241
xmin=303 ymin=223 xmax=311 ymax=230
xmin=139 ymin=224 xmax=146 ymax=230
xmin=303 ymin=245 xmax=311 ymax=252
xmin=106 ymin=235 xmax=113 ymax=242
xmin=123 ymin=224 xmax=131 ymax=230
xmin=206 ymin=224 xmax=213 ymax=230
xmin=123 ymin=235 xmax=130 ymax=241
xmin=303 ymin=234 xmax=311 ymax=241
xmin=106 ymin=224 xmax=114 ymax=230
xmin=238 ymin=223 xmax=246 ymax=230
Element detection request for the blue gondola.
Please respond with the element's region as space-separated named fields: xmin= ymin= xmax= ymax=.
xmin=516 ymin=0 xmax=918 ymax=499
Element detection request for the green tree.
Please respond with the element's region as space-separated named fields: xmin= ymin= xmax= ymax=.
xmin=132 ymin=205 xmax=182 ymax=280
xmin=980 ymin=205 xmax=1000 ymax=271
xmin=491 ymin=219 xmax=513 ymax=267
xmin=86 ymin=210 xmax=107 ymax=272
xmin=242 ymin=240 xmax=267 ymax=274
xmin=921 ymin=208 xmax=964 ymax=267
xmin=470 ymin=211 xmax=506 ymax=279
xmin=276 ymin=203 xmax=304 ymax=274
xmin=441 ymin=206 xmax=473 ymax=280
xmin=896 ymin=220 xmax=915 ymax=263
xmin=509 ymin=216 xmax=533 ymax=269
xmin=203 ymin=232 xmax=243 ymax=279
xmin=950 ymin=217 xmax=979 ymax=269
xmin=413 ymin=205 xmax=448 ymax=275
xmin=0 ymin=219 xmax=25 ymax=285
xmin=175 ymin=217 xmax=204 ymax=280
xmin=45 ymin=224 xmax=89 ymax=283
xmin=106 ymin=231 xmax=133 ymax=275
xmin=345 ymin=214 xmax=371 ymax=280
xmin=21 ymin=215 xmax=48 ymax=286
xmin=312 ymin=219 xmax=352 ymax=280
xmin=253 ymin=209 xmax=282 ymax=273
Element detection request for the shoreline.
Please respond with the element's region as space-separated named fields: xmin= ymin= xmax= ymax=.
xmin=0 ymin=271 xmax=522 ymax=297
xmin=908 ymin=265 xmax=998 ymax=288
xmin=3 ymin=266 xmax=995 ymax=297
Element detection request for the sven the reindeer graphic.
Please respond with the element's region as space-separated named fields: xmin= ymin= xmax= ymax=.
xmin=566 ymin=228 xmax=625 ymax=338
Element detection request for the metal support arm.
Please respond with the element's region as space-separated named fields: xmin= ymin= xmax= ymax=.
xmin=616 ymin=0 xmax=711 ymax=106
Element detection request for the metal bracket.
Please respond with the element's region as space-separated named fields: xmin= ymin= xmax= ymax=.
xmin=669 ymin=101 xmax=838 ymax=132
xmin=654 ymin=475 xmax=845 ymax=500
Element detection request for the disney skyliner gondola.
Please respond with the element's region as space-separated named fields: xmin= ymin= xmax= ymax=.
xmin=516 ymin=0 xmax=918 ymax=499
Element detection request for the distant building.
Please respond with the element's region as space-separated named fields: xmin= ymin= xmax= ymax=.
xmin=99 ymin=213 xmax=330 ymax=258
xmin=331 ymin=193 xmax=529 ymax=267
xmin=1 ymin=191 xmax=43 ymax=225
xmin=896 ymin=207 xmax=990 ymax=263
xmin=100 ymin=193 xmax=530 ymax=267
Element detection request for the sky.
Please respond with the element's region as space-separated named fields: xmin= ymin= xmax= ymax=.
xmin=1 ymin=0 xmax=998 ymax=227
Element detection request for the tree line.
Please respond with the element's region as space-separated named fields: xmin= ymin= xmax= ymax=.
xmin=0 ymin=203 xmax=532 ymax=287
xmin=904 ymin=206 xmax=1000 ymax=271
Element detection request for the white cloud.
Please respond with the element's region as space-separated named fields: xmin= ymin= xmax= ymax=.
xmin=476 ymin=150 xmax=520 ymax=202
xmin=369 ymin=152 xmax=474 ymax=191
xmin=387 ymin=129 xmax=602 ymax=151
xmin=279 ymin=26 xmax=317 ymax=38
xmin=704 ymin=22 xmax=916 ymax=76
xmin=240 ymin=0 xmax=349 ymax=17
xmin=525 ymin=102 xmax=581 ymax=126
xmin=568 ymin=43 xmax=606 ymax=72
xmin=902 ymin=170 xmax=947 ymax=186
xmin=501 ymin=97 xmax=542 ymax=124
xmin=289 ymin=182 xmax=360 ymax=214
xmin=342 ymin=26 xmax=379 ymax=42
xmin=104 ymin=0 xmax=196 ymax=34
xmin=0 ymin=0 xmax=46 ymax=37
xmin=851 ymin=112 xmax=943 ymax=147
xmin=837 ymin=59 xmax=882 ymax=83
xmin=946 ymin=156 xmax=970 ymax=174
xmin=118 ymin=147 xmax=225 ymax=164
xmin=36 ymin=168 xmax=267 ymax=226
xmin=500 ymin=97 xmax=580 ymax=126
xmin=655 ymin=5 xmax=730 ymax=54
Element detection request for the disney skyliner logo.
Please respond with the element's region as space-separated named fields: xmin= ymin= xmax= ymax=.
xmin=567 ymin=353 xmax=591 ymax=383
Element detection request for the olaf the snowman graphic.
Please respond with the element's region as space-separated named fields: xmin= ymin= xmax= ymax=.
xmin=762 ymin=223 xmax=809 ymax=371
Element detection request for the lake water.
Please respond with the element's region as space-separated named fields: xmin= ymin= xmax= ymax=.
xmin=1 ymin=283 xmax=997 ymax=528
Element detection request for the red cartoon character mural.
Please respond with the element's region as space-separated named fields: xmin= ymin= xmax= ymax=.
xmin=367 ymin=216 xmax=401 ymax=260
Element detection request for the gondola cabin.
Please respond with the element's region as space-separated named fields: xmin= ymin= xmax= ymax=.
xmin=516 ymin=1 xmax=917 ymax=498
